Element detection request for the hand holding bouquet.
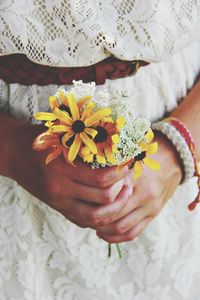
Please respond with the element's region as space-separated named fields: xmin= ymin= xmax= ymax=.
xmin=33 ymin=80 xmax=160 ymax=257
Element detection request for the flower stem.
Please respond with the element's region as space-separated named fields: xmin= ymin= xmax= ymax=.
xmin=108 ymin=243 xmax=122 ymax=258
xmin=116 ymin=243 xmax=122 ymax=259
xmin=108 ymin=243 xmax=112 ymax=257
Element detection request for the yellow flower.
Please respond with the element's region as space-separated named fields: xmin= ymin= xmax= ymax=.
xmin=81 ymin=117 xmax=125 ymax=165
xmin=133 ymin=130 xmax=160 ymax=178
xmin=34 ymin=93 xmax=112 ymax=163
xmin=32 ymin=132 xmax=71 ymax=165
xmin=49 ymin=89 xmax=92 ymax=113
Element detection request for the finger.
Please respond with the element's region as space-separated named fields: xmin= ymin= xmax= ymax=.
xmin=97 ymin=206 xmax=146 ymax=236
xmin=112 ymin=181 xmax=157 ymax=221
xmin=61 ymin=185 xmax=132 ymax=228
xmin=100 ymin=193 xmax=138 ymax=224
xmin=94 ymin=184 xmax=132 ymax=222
xmin=67 ymin=178 xmax=125 ymax=204
xmin=97 ymin=216 xmax=152 ymax=243
xmin=67 ymin=160 xmax=129 ymax=188
xmin=98 ymin=185 xmax=146 ymax=225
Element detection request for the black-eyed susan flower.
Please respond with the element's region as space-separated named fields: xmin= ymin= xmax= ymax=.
xmin=133 ymin=130 xmax=160 ymax=178
xmin=81 ymin=116 xmax=126 ymax=166
xmin=34 ymin=93 xmax=112 ymax=163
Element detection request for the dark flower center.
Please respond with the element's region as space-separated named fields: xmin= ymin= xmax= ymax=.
xmin=59 ymin=104 xmax=72 ymax=116
xmin=135 ymin=151 xmax=146 ymax=161
xmin=94 ymin=126 xmax=108 ymax=143
xmin=72 ymin=120 xmax=85 ymax=133
xmin=65 ymin=135 xmax=75 ymax=147
xmin=59 ymin=134 xmax=75 ymax=147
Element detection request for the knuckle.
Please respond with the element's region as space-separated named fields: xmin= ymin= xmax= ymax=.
xmin=100 ymin=216 xmax=115 ymax=226
xmin=88 ymin=210 xmax=101 ymax=226
xmin=113 ymin=223 xmax=126 ymax=235
xmin=95 ymin=173 xmax=108 ymax=188
xmin=102 ymin=188 xmax=113 ymax=204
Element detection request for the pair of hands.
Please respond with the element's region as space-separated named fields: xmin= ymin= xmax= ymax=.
xmin=6 ymin=121 xmax=182 ymax=243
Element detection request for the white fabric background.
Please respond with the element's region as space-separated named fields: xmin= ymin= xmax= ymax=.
xmin=0 ymin=0 xmax=200 ymax=65
xmin=0 ymin=41 xmax=200 ymax=299
xmin=1 ymin=0 xmax=200 ymax=299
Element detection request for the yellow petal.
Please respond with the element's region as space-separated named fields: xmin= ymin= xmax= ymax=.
xmin=45 ymin=147 xmax=63 ymax=165
xmin=81 ymin=146 xmax=91 ymax=156
xmin=102 ymin=117 xmax=114 ymax=123
xmin=143 ymin=157 xmax=160 ymax=171
xmin=80 ymin=132 xmax=97 ymax=154
xmin=54 ymin=107 xmax=73 ymax=125
xmin=105 ymin=148 xmax=116 ymax=165
xmin=81 ymin=102 xmax=95 ymax=121
xmin=116 ymin=116 xmax=126 ymax=131
xmin=68 ymin=134 xmax=81 ymax=162
xmin=58 ymin=89 xmax=68 ymax=105
xmin=34 ymin=112 xmax=57 ymax=121
xmin=133 ymin=161 xmax=143 ymax=179
xmin=78 ymin=95 xmax=92 ymax=108
xmin=84 ymin=108 xmax=112 ymax=126
xmin=111 ymin=134 xmax=119 ymax=144
xmin=146 ymin=130 xmax=154 ymax=143
xmin=45 ymin=121 xmax=54 ymax=128
xmin=62 ymin=148 xmax=75 ymax=166
xmin=67 ymin=93 xmax=80 ymax=120
xmin=51 ymin=125 xmax=70 ymax=133
xmin=61 ymin=132 xmax=74 ymax=147
xmin=49 ymin=96 xmax=59 ymax=110
xmin=112 ymin=144 xmax=119 ymax=153
xmin=146 ymin=142 xmax=158 ymax=155
xmin=84 ymin=127 xmax=98 ymax=138
xmin=96 ymin=154 xmax=106 ymax=164
xmin=83 ymin=153 xmax=94 ymax=163
xmin=139 ymin=143 xmax=148 ymax=152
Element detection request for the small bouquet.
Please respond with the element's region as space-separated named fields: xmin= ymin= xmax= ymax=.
xmin=33 ymin=80 xmax=160 ymax=257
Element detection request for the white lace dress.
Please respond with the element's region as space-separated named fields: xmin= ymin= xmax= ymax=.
xmin=1 ymin=1 xmax=200 ymax=300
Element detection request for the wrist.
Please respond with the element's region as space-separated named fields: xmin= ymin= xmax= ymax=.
xmin=154 ymin=131 xmax=183 ymax=185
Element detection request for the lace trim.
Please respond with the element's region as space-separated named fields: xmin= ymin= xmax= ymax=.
xmin=0 ymin=0 xmax=200 ymax=66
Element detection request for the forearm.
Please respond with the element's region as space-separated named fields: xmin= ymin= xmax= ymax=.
xmin=171 ymin=79 xmax=200 ymax=161
xmin=0 ymin=114 xmax=21 ymax=177
xmin=0 ymin=114 xmax=43 ymax=178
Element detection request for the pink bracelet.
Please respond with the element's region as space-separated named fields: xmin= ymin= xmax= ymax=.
xmin=164 ymin=117 xmax=200 ymax=210
xmin=153 ymin=117 xmax=200 ymax=210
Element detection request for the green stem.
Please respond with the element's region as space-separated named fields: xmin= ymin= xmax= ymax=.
xmin=116 ymin=243 xmax=122 ymax=259
xmin=108 ymin=243 xmax=111 ymax=257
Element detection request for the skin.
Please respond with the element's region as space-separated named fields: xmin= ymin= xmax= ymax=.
xmin=0 ymin=80 xmax=200 ymax=243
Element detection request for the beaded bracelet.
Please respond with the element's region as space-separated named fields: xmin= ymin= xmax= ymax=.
xmin=152 ymin=117 xmax=200 ymax=210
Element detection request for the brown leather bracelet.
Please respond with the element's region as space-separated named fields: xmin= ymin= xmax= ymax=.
xmin=0 ymin=54 xmax=149 ymax=86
